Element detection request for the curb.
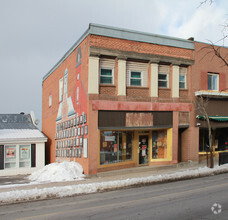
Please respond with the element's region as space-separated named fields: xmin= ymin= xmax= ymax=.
xmin=0 ymin=165 xmax=228 ymax=205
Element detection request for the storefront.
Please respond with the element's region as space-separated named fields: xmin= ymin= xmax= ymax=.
xmin=99 ymin=129 xmax=172 ymax=166
xmin=0 ymin=113 xmax=47 ymax=176
xmin=98 ymin=111 xmax=173 ymax=171
xmin=196 ymin=96 xmax=228 ymax=161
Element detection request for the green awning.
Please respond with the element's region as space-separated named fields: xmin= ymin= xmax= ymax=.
xmin=198 ymin=116 xmax=228 ymax=122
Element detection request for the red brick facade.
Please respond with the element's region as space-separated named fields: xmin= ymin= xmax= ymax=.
xmin=42 ymin=24 xmax=209 ymax=175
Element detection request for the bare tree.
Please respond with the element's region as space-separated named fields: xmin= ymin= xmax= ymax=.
xmin=195 ymin=95 xmax=214 ymax=168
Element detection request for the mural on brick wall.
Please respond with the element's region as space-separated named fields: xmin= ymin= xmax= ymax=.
xmin=55 ymin=46 xmax=88 ymax=160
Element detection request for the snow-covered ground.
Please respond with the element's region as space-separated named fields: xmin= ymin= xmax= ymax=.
xmin=0 ymin=162 xmax=228 ymax=205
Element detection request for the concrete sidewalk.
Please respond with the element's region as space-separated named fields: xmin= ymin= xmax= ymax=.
xmin=0 ymin=161 xmax=208 ymax=193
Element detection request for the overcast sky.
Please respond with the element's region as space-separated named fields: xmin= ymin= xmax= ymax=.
xmin=1 ymin=0 xmax=228 ymax=129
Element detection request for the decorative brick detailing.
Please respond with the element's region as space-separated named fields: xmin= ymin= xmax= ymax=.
xmin=90 ymin=35 xmax=194 ymax=60
xmin=158 ymin=88 xmax=171 ymax=99
xmin=99 ymin=85 xmax=116 ymax=96
xmin=126 ymin=87 xmax=149 ymax=97
xmin=179 ymin=90 xmax=188 ymax=99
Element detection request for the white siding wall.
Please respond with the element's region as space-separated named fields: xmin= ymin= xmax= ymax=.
xmin=100 ymin=58 xmax=115 ymax=70
xmin=0 ymin=142 xmax=45 ymax=176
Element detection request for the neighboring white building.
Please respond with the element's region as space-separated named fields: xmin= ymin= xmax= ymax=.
xmin=0 ymin=113 xmax=47 ymax=176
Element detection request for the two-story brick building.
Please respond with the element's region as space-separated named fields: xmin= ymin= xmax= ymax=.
xmin=192 ymin=41 xmax=228 ymax=161
xmin=42 ymin=24 xmax=199 ymax=175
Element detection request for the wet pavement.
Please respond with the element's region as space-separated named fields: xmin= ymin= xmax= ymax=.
xmin=0 ymin=175 xmax=30 ymax=185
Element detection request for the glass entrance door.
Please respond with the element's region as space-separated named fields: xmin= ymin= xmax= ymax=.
xmin=139 ymin=135 xmax=149 ymax=165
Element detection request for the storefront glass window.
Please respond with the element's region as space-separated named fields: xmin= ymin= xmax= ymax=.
xmin=100 ymin=131 xmax=133 ymax=165
xmin=5 ymin=145 xmax=16 ymax=168
xmin=19 ymin=145 xmax=31 ymax=167
xmin=152 ymin=130 xmax=167 ymax=159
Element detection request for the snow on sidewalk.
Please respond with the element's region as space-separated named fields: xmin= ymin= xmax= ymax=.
xmin=28 ymin=161 xmax=85 ymax=183
xmin=1 ymin=164 xmax=228 ymax=205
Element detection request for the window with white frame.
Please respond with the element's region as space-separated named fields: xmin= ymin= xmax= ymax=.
xmin=158 ymin=74 xmax=169 ymax=88
xmin=179 ymin=67 xmax=187 ymax=89
xmin=5 ymin=145 xmax=16 ymax=168
xmin=100 ymin=68 xmax=113 ymax=84
xmin=158 ymin=65 xmax=169 ymax=88
xmin=59 ymin=78 xmax=63 ymax=102
xmin=208 ymin=73 xmax=219 ymax=91
xmin=19 ymin=145 xmax=31 ymax=167
xmin=126 ymin=61 xmax=148 ymax=87
xmin=130 ymin=71 xmax=142 ymax=86
xmin=99 ymin=58 xmax=115 ymax=85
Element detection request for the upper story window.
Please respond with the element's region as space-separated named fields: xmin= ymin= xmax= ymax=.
xmin=130 ymin=71 xmax=142 ymax=86
xmin=100 ymin=68 xmax=113 ymax=84
xmin=99 ymin=58 xmax=115 ymax=85
xmin=158 ymin=65 xmax=169 ymax=88
xmin=127 ymin=61 xmax=148 ymax=87
xmin=208 ymin=73 xmax=219 ymax=91
xmin=59 ymin=78 xmax=63 ymax=102
xmin=179 ymin=67 xmax=187 ymax=89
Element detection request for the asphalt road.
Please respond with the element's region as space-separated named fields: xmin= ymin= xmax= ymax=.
xmin=0 ymin=173 xmax=228 ymax=220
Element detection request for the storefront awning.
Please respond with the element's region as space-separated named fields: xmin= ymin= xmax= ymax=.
xmin=197 ymin=116 xmax=228 ymax=122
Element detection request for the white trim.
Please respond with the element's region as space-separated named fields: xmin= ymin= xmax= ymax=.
xmin=99 ymin=68 xmax=114 ymax=85
xmin=195 ymin=90 xmax=228 ymax=97
xmin=158 ymin=73 xmax=169 ymax=88
xmin=129 ymin=70 xmax=143 ymax=86
xmin=0 ymin=138 xmax=47 ymax=145
xmin=179 ymin=67 xmax=187 ymax=89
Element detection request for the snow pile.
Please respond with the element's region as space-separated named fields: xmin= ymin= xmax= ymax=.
xmin=28 ymin=161 xmax=85 ymax=183
xmin=0 ymin=164 xmax=228 ymax=204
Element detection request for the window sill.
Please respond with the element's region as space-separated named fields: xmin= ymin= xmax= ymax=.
xmin=179 ymin=88 xmax=188 ymax=91
xmin=99 ymin=84 xmax=116 ymax=87
xmin=127 ymin=86 xmax=149 ymax=89
xmin=158 ymin=88 xmax=170 ymax=90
